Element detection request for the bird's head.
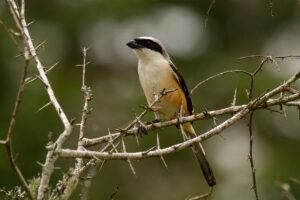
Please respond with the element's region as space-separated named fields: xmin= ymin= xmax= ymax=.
xmin=126 ymin=36 xmax=169 ymax=61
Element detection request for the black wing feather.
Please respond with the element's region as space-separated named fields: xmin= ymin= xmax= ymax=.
xmin=169 ymin=63 xmax=194 ymax=115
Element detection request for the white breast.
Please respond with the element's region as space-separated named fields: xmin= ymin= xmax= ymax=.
xmin=138 ymin=57 xmax=169 ymax=103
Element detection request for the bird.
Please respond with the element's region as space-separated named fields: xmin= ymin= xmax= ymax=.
xmin=126 ymin=36 xmax=216 ymax=186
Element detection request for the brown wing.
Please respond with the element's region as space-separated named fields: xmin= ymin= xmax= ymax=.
xmin=169 ymin=63 xmax=194 ymax=115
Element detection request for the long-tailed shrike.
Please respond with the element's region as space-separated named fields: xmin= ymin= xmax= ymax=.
xmin=126 ymin=36 xmax=216 ymax=186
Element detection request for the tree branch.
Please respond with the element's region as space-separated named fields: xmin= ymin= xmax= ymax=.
xmin=248 ymin=111 xmax=259 ymax=200
xmin=58 ymin=70 xmax=299 ymax=161
xmin=5 ymin=0 xmax=72 ymax=199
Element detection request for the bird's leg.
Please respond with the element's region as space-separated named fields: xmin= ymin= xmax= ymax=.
xmin=145 ymin=119 xmax=161 ymax=125
xmin=137 ymin=113 xmax=161 ymax=137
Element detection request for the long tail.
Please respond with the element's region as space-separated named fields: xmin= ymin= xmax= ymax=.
xmin=183 ymin=123 xmax=216 ymax=186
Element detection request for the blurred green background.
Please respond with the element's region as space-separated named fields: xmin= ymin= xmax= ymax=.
xmin=0 ymin=0 xmax=300 ymax=199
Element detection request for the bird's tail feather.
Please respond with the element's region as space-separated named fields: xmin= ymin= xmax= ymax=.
xmin=183 ymin=123 xmax=216 ymax=186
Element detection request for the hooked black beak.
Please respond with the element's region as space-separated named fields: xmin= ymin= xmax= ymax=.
xmin=126 ymin=40 xmax=141 ymax=49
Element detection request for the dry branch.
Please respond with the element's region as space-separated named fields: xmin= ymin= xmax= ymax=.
xmin=58 ymin=70 xmax=299 ymax=161
xmin=5 ymin=0 xmax=72 ymax=199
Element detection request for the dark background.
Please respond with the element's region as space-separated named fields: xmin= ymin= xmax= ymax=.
xmin=0 ymin=0 xmax=300 ymax=199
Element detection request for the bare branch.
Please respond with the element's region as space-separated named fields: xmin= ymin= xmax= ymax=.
xmin=83 ymin=86 xmax=300 ymax=148
xmin=237 ymin=54 xmax=300 ymax=60
xmin=60 ymin=70 xmax=300 ymax=161
xmin=76 ymin=47 xmax=93 ymax=172
xmin=248 ymin=111 xmax=259 ymax=200
xmin=191 ymin=70 xmax=251 ymax=94
xmin=2 ymin=58 xmax=34 ymax=200
xmin=204 ymin=0 xmax=216 ymax=27
xmin=5 ymin=0 xmax=72 ymax=199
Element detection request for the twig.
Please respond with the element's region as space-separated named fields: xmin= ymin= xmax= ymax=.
xmin=75 ymin=47 xmax=93 ymax=172
xmin=191 ymin=70 xmax=251 ymax=94
xmin=276 ymin=182 xmax=296 ymax=200
xmin=0 ymin=19 xmax=23 ymax=53
xmin=204 ymin=0 xmax=216 ymax=27
xmin=2 ymin=58 xmax=34 ymax=200
xmin=248 ymin=111 xmax=259 ymax=200
xmin=269 ymin=0 xmax=274 ymax=17
xmin=289 ymin=177 xmax=300 ymax=185
xmin=231 ymin=88 xmax=237 ymax=106
xmin=185 ymin=187 xmax=213 ymax=200
xmin=237 ymin=54 xmax=300 ymax=60
xmin=109 ymin=186 xmax=119 ymax=200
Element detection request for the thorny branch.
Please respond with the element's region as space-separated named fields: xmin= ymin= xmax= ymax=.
xmin=248 ymin=111 xmax=259 ymax=200
xmin=0 ymin=59 xmax=33 ymax=200
xmin=82 ymin=89 xmax=300 ymax=148
xmin=59 ymin=69 xmax=300 ymax=160
xmin=75 ymin=47 xmax=93 ymax=173
xmin=5 ymin=0 xmax=72 ymax=199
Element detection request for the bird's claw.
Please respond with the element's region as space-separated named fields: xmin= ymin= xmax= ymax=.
xmin=138 ymin=126 xmax=148 ymax=138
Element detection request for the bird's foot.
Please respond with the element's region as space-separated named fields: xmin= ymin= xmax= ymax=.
xmin=137 ymin=119 xmax=161 ymax=137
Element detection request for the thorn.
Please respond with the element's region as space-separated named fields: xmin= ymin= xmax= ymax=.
xmin=26 ymin=61 xmax=60 ymax=85
xmin=156 ymin=134 xmax=168 ymax=169
xmin=98 ymin=160 xmax=106 ymax=172
xmin=201 ymin=105 xmax=209 ymax=117
xmin=14 ymin=153 xmax=19 ymax=162
xmin=108 ymin=128 xmax=119 ymax=152
xmin=179 ymin=124 xmax=188 ymax=141
xmin=160 ymin=155 xmax=168 ymax=169
xmin=15 ymin=52 xmax=25 ymax=58
xmin=281 ymin=104 xmax=288 ymax=120
xmin=121 ymin=137 xmax=126 ymax=152
xmin=135 ymin=134 xmax=140 ymax=146
xmin=34 ymin=74 xmax=47 ymax=86
xmin=70 ymin=118 xmax=77 ymax=125
xmin=26 ymin=20 xmax=35 ymax=27
xmin=121 ymin=137 xmax=136 ymax=176
xmin=212 ymin=117 xmax=217 ymax=128
xmin=48 ymin=131 xmax=53 ymax=141
xmin=218 ymin=133 xmax=226 ymax=140
xmin=80 ymin=176 xmax=93 ymax=180
xmin=36 ymin=161 xmax=45 ymax=167
xmin=45 ymin=61 xmax=60 ymax=73
xmin=35 ymin=40 xmax=47 ymax=51
xmin=142 ymin=146 xmax=156 ymax=156
xmin=53 ymin=166 xmax=61 ymax=170
xmin=111 ymin=142 xmax=120 ymax=153
xmin=127 ymin=159 xmax=137 ymax=177
xmin=245 ymin=89 xmax=250 ymax=99
xmin=10 ymin=29 xmax=22 ymax=37
xmin=231 ymin=88 xmax=237 ymax=106
xmin=156 ymin=134 xmax=161 ymax=148
xmin=37 ymin=101 xmax=52 ymax=112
